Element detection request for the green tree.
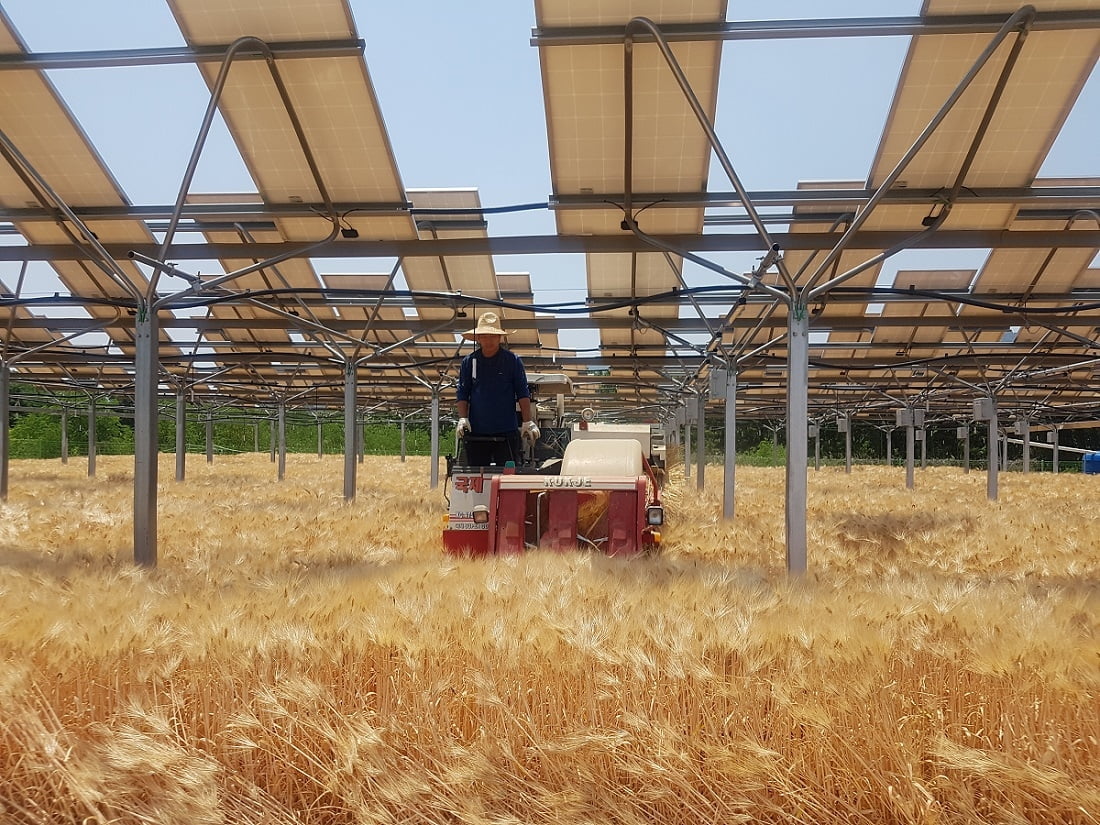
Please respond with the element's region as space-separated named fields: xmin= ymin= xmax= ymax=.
xmin=8 ymin=412 xmax=62 ymax=458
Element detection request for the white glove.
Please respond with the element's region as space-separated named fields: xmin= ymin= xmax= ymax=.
xmin=456 ymin=417 xmax=471 ymax=438
xmin=521 ymin=420 xmax=540 ymax=443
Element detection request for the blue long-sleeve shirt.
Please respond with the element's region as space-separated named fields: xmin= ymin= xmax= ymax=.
xmin=456 ymin=348 xmax=530 ymax=434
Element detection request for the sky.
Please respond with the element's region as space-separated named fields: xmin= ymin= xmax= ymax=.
xmin=1 ymin=0 xmax=1097 ymax=353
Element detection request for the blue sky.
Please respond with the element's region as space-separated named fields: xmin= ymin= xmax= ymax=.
xmin=2 ymin=1 xmax=1096 ymax=351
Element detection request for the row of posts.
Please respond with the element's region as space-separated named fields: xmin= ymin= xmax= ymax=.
xmin=0 ymin=375 xmax=1070 ymax=507
xmin=672 ymin=389 xmax=1069 ymax=508
xmin=0 ymin=365 xmax=429 ymax=503
xmin=0 ymin=377 xmax=1071 ymax=504
xmin=0 ymin=356 xmax=1078 ymax=574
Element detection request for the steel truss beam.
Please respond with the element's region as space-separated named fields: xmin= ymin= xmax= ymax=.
xmin=1 ymin=184 xmax=1095 ymax=225
xmin=4 ymin=311 xmax=1097 ymax=335
xmin=0 ymin=39 xmax=365 ymax=71
xmin=530 ymin=11 xmax=1100 ymax=46
xmin=1 ymin=229 xmax=1098 ymax=262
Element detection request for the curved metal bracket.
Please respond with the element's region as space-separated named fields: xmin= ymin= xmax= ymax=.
xmin=150 ymin=35 xmax=341 ymax=300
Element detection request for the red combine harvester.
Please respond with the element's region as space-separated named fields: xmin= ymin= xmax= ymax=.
xmin=443 ymin=376 xmax=665 ymax=557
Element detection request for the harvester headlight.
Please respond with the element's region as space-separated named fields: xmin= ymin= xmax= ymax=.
xmin=472 ymin=505 xmax=489 ymax=525
xmin=646 ymin=505 xmax=664 ymax=526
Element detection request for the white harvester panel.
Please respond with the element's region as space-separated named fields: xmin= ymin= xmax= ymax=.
xmin=561 ymin=438 xmax=644 ymax=478
xmin=570 ymin=422 xmax=653 ymax=457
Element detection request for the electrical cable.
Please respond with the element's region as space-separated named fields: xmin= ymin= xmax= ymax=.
xmin=6 ymin=281 xmax=1098 ymax=318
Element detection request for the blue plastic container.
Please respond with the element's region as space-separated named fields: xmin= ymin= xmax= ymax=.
xmin=1084 ymin=452 xmax=1100 ymax=475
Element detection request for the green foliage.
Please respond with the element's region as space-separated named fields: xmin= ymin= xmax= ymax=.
xmin=9 ymin=412 xmax=57 ymax=441
xmin=157 ymin=415 xmax=274 ymax=455
xmin=8 ymin=410 xmax=136 ymax=458
xmin=145 ymin=413 xmax=452 ymax=457
xmin=75 ymin=413 xmax=131 ymax=445
xmin=6 ymin=393 xmax=1098 ymax=465
xmin=361 ymin=423 xmax=452 ymax=455
xmin=738 ymin=441 xmax=787 ymax=467
xmin=9 ymin=439 xmax=60 ymax=459
xmin=8 ymin=414 xmax=61 ymax=458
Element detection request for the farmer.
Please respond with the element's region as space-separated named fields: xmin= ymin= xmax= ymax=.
xmin=455 ymin=311 xmax=540 ymax=466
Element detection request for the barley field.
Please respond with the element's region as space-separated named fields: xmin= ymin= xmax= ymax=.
xmin=0 ymin=453 xmax=1096 ymax=824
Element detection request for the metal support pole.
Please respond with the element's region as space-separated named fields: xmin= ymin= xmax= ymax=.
xmin=175 ymin=390 xmax=186 ymax=481
xmin=814 ymin=426 xmax=820 ymax=471
xmin=987 ymin=403 xmax=999 ymax=501
xmin=60 ymin=408 xmax=69 ymax=465
xmin=0 ymin=363 xmax=9 ymax=500
xmin=343 ymin=363 xmax=357 ymax=502
xmin=723 ymin=369 xmax=736 ymax=520
xmin=316 ymin=419 xmax=323 ymax=458
xmin=844 ymin=419 xmax=852 ymax=474
xmin=205 ymin=414 xmax=214 ymax=463
xmin=278 ymin=402 xmax=287 ymax=481
xmin=133 ymin=306 xmax=159 ymax=567
xmin=920 ymin=428 xmax=927 ymax=469
xmin=1002 ymin=431 xmax=1009 ymax=472
xmin=400 ymin=417 xmax=407 ymax=462
xmin=964 ymin=427 xmax=970 ymax=474
xmin=1021 ymin=418 xmax=1031 ymax=473
xmin=696 ymin=393 xmax=705 ymax=492
xmin=269 ymin=417 xmax=276 ymax=462
xmin=905 ymin=422 xmax=915 ymax=490
xmin=358 ymin=420 xmax=365 ymax=463
xmin=886 ymin=429 xmax=892 ymax=466
xmin=430 ymin=392 xmax=440 ymax=490
xmin=683 ymin=409 xmax=692 ymax=480
xmin=785 ymin=306 xmax=809 ymax=575
xmin=1052 ymin=427 xmax=1059 ymax=474
xmin=87 ymin=396 xmax=97 ymax=478
xmin=253 ymin=421 xmax=259 ymax=453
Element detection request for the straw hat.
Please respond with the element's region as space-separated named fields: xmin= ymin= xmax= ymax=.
xmin=462 ymin=311 xmax=510 ymax=340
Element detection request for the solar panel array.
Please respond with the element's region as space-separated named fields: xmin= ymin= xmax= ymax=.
xmin=1 ymin=0 xmax=1097 ymax=431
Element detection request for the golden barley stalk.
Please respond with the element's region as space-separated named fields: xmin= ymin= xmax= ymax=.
xmin=0 ymin=454 xmax=1095 ymax=823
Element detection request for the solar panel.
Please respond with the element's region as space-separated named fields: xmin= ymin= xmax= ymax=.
xmin=1 ymin=0 xmax=1096 ymax=423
